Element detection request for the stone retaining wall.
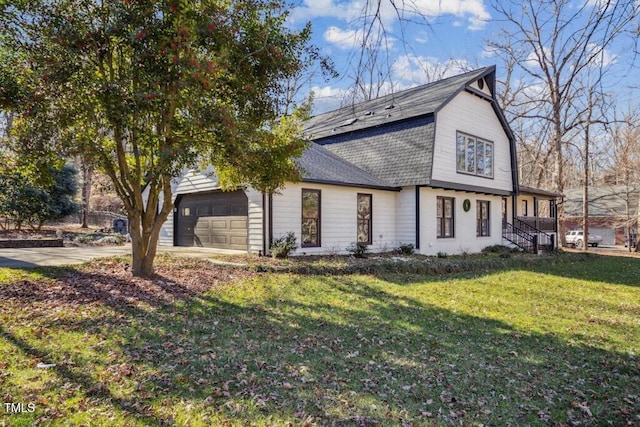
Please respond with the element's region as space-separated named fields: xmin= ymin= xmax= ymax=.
xmin=0 ymin=239 xmax=64 ymax=248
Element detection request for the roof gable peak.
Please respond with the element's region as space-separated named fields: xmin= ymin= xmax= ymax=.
xmin=304 ymin=66 xmax=497 ymax=141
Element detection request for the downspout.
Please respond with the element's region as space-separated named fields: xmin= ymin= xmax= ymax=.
xmin=268 ymin=193 xmax=273 ymax=250
xmin=262 ymin=193 xmax=267 ymax=256
xmin=415 ymin=186 xmax=421 ymax=250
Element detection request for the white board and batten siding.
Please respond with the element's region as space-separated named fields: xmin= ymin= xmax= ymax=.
xmin=432 ymin=90 xmax=513 ymax=194
xmin=418 ymin=188 xmax=504 ymax=255
xmin=271 ymin=182 xmax=397 ymax=255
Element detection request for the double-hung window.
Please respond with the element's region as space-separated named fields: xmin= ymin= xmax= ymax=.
xmin=477 ymin=200 xmax=490 ymax=237
xmin=456 ymin=132 xmax=494 ymax=178
xmin=301 ymin=189 xmax=320 ymax=247
xmin=437 ymin=197 xmax=455 ymax=238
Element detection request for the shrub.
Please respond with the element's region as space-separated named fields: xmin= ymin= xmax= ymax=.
xmin=270 ymin=232 xmax=298 ymax=258
xmin=436 ymin=251 xmax=448 ymax=258
xmin=347 ymin=242 xmax=369 ymax=258
xmin=397 ymin=242 xmax=415 ymax=255
xmin=481 ymin=244 xmax=519 ymax=254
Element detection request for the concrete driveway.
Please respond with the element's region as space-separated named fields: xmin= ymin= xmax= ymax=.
xmin=0 ymin=244 xmax=246 ymax=269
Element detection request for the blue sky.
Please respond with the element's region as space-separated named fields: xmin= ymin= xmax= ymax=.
xmin=287 ymin=0 xmax=638 ymax=115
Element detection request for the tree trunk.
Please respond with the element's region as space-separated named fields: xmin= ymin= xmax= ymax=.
xmin=129 ymin=212 xmax=160 ymax=277
xmin=128 ymin=184 xmax=174 ymax=277
xmin=81 ymin=163 xmax=92 ymax=228
xmin=553 ymin=121 xmax=566 ymax=246
xmin=582 ymin=122 xmax=590 ymax=252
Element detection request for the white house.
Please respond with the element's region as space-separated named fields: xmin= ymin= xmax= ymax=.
xmin=155 ymin=66 xmax=557 ymax=255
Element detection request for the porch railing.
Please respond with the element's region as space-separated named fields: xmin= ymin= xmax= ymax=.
xmin=514 ymin=218 xmax=556 ymax=251
xmin=502 ymin=221 xmax=537 ymax=253
xmin=503 ymin=220 xmax=556 ymax=253
xmin=516 ymin=216 xmax=556 ymax=232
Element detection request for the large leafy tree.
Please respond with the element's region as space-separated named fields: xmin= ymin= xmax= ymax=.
xmin=1 ymin=0 xmax=319 ymax=276
xmin=0 ymin=163 xmax=80 ymax=231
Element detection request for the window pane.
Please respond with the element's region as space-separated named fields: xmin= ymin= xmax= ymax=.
xmin=437 ymin=197 xmax=454 ymax=238
xmin=476 ymin=200 xmax=490 ymax=237
xmin=456 ymin=134 xmax=466 ymax=172
xmin=484 ymin=143 xmax=493 ymax=177
xmin=466 ymin=137 xmax=476 ymax=174
xmin=357 ymin=194 xmax=372 ymax=244
xmin=476 ymin=140 xmax=485 ymax=176
xmin=302 ymin=190 xmax=320 ymax=246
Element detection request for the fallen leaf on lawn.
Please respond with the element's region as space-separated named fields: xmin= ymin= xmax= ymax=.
xmin=36 ymin=362 xmax=56 ymax=369
xmin=571 ymin=401 xmax=592 ymax=417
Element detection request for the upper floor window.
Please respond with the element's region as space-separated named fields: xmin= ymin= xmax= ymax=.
xmin=357 ymin=194 xmax=372 ymax=245
xmin=302 ymin=189 xmax=320 ymax=247
xmin=456 ymin=132 xmax=494 ymax=178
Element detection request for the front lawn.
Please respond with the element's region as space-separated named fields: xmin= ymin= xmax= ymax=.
xmin=0 ymin=254 xmax=638 ymax=426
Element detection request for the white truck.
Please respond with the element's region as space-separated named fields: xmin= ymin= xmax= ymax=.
xmin=565 ymin=230 xmax=603 ymax=248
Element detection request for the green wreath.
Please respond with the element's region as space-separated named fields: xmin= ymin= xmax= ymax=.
xmin=463 ymin=199 xmax=471 ymax=212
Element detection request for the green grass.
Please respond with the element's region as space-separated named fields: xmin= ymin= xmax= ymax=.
xmin=0 ymin=254 xmax=638 ymax=426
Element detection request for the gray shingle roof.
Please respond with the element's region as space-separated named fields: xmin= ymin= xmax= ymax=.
xmin=297 ymin=142 xmax=397 ymax=190
xmin=299 ymin=66 xmax=500 ymax=189
xmin=304 ymin=66 xmax=495 ymax=140
xmin=564 ymin=186 xmax=639 ymax=217
xmin=320 ymin=116 xmax=435 ymax=187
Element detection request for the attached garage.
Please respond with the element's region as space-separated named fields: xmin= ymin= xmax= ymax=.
xmin=175 ymin=190 xmax=248 ymax=250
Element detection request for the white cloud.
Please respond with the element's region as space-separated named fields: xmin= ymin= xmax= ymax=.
xmin=292 ymin=0 xmax=491 ymax=30
xmin=309 ymin=85 xmax=349 ymax=114
xmin=290 ymin=0 xmax=363 ymax=23
xmin=414 ymin=30 xmax=429 ymax=44
xmin=323 ymin=26 xmax=364 ymax=49
xmin=525 ymin=46 xmax=552 ymax=69
xmin=391 ymin=54 xmax=473 ymax=84
xmin=406 ymin=0 xmax=491 ymax=30
xmin=586 ymin=43 xmax=618 ymax=67
xmin=481 ymin=45 xmax=499 ymax=58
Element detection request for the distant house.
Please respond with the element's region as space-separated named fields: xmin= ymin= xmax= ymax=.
xmin=155 ymin=66 xmax=558 ymax=255
xmin=563 ymin=186 xmax=639 ymax=246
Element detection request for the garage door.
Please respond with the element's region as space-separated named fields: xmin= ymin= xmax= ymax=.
xmin=176 ymin=190 xmax=248 ymax=250
xmin=591 ymin=227 xmax=615 ymax=246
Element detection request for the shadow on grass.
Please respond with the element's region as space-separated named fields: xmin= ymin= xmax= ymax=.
xmin=0 ymin=256 xmax=638 ymax=425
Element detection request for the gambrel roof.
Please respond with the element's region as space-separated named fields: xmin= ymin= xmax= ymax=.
xmin=304 ymin=67 xmax=495 ymax=140
xmin=300 ymin=66 xmax=515 ymax=189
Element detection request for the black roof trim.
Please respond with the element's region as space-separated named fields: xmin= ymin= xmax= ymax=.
xmin=301 ymin=178 xmax=401 ymax=192
xmin=429 ymin=180 xmax=513 ymax=197
xmin=518 ymin=185 xmax=563 ymax=198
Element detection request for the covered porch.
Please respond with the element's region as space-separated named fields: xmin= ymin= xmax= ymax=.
xmin=502 ymin=185 xmax=562 ymax=252
xmin=516 ymin=185 xmax=561 ymax=232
